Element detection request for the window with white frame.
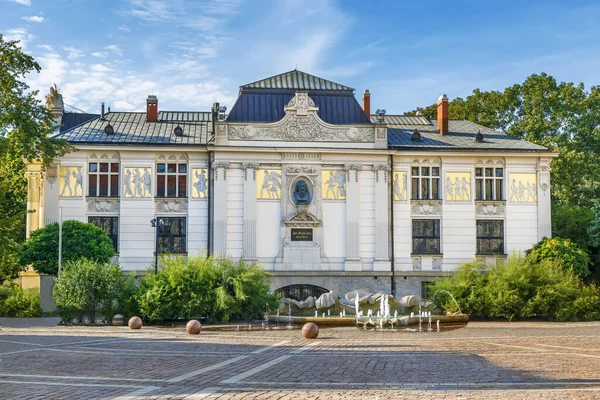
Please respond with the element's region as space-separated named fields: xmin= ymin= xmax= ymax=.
xmin=156 ymin=163 xmax=187 ymax=198
xmin=88 ymin=162 xmax=119 ymax=197
xmin=411 ymin=166 xmax=440 ymax=200
xmin=475 ymin=167 xmax=503 ymax=200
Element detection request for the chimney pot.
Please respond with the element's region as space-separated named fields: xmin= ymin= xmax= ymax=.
xmin=362 ymin=89 xmax=371 ymax=118
xmin=437 ymin=94 xmax=449 ymax=135
xmin=146 ymin=95 xmax=158 ymax=122
xmin=101 ymin=102 xmax=105 ymax=120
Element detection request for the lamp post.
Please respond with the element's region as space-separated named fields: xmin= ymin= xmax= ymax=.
xmin=150 ymin=218 xmax=164 ymax=274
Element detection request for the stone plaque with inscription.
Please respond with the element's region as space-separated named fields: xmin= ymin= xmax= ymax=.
xmin=291 ymin=228 xmax=313 ymax=241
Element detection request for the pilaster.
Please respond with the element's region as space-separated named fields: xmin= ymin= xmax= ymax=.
xmin=344 ymin=164 xmax=361 ymax=271
xmin=243 ymin=163 xmax=259 ymax=260
xmin=374 ymin=164 xmax=390 ymax=271
xmin=213 ymin=162 xmax=229 ymax=256
xmin=537 ymin=157 xmax=552 ymax=240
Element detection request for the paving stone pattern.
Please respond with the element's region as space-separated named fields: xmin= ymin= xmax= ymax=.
xmin=0 ymin=322 xmax=600 ymax=399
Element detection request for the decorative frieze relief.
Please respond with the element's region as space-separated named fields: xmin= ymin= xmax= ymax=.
xmin=191 ymin=168 xmax=209 ymax=198
xmin=228 ymin=92 xmax=375 ymax=143
xmin=155 ymin=198 xmax=188 ymax=213
xmin=59 ymin=166 xmax=83 ymax=198
xmin=322 ymin=170 xmax=346 ymax=200
xmin=87 ymin=198 xmax=119 ymax=213
xmin=393 ymin=171 xmax=408 ymax=201
xmin=284 ymin=207 xmax=321 ymax=227
xmin=257 ymin=169 xmax=282 ymax=200
xmin=509 ymin=172 xmax=538 ymax=203
xmin=475 ymin=201 xmax=505 ymax=217
xmin=286 ymin=166 xmax=317 ymax=175
xmin=281 ymin=153 xmax=321 ymax=160
xmin=411 ymin=200 xmax=442 ymax=216
xmin=412 ymin=257 xmax=422 ymax=271
xmin=432 ymin=257 xmax=443 ymax=271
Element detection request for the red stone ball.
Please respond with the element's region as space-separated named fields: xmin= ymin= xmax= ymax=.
xmin=186 ymin=320 xmax=202 ymax=334
xmin=112 ymin=314 xmax=125 ymax=326
xmin=302 ymin=322 xmax=319 ymax=339
xmin=128 ymin=316 xmax=143 ymax=329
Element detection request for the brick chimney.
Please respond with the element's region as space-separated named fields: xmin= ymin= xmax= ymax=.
xmin=146 ymin=95 xmax=158 ymax=122
xmin=437 ymin=94 xmax=448 ymax=135
xmin=362 ymin=89 xmax=371 ymax=117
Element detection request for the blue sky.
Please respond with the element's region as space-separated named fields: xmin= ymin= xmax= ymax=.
xmin=2 ymin=0 xmax=600 ymax=115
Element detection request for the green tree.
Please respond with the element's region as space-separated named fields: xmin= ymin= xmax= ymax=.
xmin=53 ymin=259 xmax=122 ymax=323
xmin=0 ymin=34 xmax=71 ymax=280
xmin=526 ymin=237 xmax=591 ymax=278
xmin=18 ymin=220 xmax=115 ymax=276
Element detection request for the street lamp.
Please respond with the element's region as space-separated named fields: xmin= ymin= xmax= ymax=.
xmin=150 ymin=218 xmax=164 ymax=274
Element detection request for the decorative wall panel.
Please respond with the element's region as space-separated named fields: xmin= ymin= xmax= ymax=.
xmin=392 ymin=171 xmax=408 ymax=201
xmin=123 ymin=167 xmax=152 ymax=198
xmin=445 ymin=172 xmax=472 ymax=202
xmin=321 ymin=170 xmax=346 ymax=200
xmin=59 ymin=166 xmax=83 ymax=197
xmin=256 ymin=169 xmax=282 ymax=200
xmin=191 ymin=168 xmax=209 ymax=199
xmin=509 ymin=173 xmax=537 ymax=203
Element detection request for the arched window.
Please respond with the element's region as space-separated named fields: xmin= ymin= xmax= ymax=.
xmin=275 ymin=284 xmax=329 ymax=301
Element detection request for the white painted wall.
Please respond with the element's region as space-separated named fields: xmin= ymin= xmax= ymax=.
xmin=506 ymin=204 xmax=538 ymax=255
xmin=256 ymin=201 xmax=281 ymax=268
xmin=322 ymin=202 xmax=345 ymax=258
xmin=358 ymin=169 xmax=375 ymax=269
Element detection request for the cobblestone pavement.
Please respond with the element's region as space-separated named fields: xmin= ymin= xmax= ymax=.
xmin=1 ymin=321 xmax=600 ymax=399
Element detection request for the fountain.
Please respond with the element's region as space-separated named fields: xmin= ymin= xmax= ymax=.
xmin=268 ymin=288 xmax=468 ymax=331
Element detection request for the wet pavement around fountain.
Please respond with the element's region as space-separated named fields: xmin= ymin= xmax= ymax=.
xmin=1 ymin=321 xmax=600 ymax=399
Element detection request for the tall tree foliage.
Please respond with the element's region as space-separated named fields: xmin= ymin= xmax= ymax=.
xmin=405 ymin=73 xmax=600 ymax=279
xmin=0 ymin=35 xmax=70 ymax=280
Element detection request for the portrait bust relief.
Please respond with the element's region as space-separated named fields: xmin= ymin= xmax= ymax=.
xmin=292 ymin=179 xmax=313 ymax=206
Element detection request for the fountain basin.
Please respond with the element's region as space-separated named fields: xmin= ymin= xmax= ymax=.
xmin=268 ymin=314 xmax=469 ymax=328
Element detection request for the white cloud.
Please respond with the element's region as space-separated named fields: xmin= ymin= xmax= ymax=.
xmin=91 ymin=52 xmax=108 ymax=58
xmin=5 ymin=28 xmax=33 ymax=49
xmin=105 ymin=45 xmax=123 ymax=56
xmin=22 ymin=15 xmax=44 ymax=23
xmin=9 ymin=0 xmax=31 ymax=5
xmin=64 ymin=46 xmax=84 ymax=59
xmin=118 ymin=25 xmax=131 ymax=32
xmin=90 ymin=64 xmax=112 ymax=73
xmin=38 ymin=44 xmax=54 ymax=51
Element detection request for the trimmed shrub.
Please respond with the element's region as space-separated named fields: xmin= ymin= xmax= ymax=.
xmin=0 ymin=284 xmax=42 ymax=317
xmin=101 ymin=272 xmax=140 ymax=320
xmin=137 ymin=256 xmax=278 ymax=323
xmin=526 ymin=237 xmax=590 ymax=278
xmin=19 ymin=220 xmax=115 ymax=276
xmin=53 ymin=259 xmax=122 ymax=323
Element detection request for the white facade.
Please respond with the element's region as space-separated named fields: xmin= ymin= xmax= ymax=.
xmin=31 ymin=73 xmax=556 ymax=297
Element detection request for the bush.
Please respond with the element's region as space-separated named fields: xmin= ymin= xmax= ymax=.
xmin=526 ymin=237 xmax=591 ymax=278
xmin=53 ymin=259 xmax=122 ymax=323
xmin=101 ymin=272 xmax=140 ymax=320
xmin=137 ymin=256 xmax=278 ymax=323
xmin=0 ymin=284 xmax=42 ymax=317
xmin=430 ymin=256 xmax=600 ymax=322
xmin=19 ymin=220 xmax=115 ymax=276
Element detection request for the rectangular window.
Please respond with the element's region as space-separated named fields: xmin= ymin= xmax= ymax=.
xmin=411 ymin=166 xmax=440 ymax=200
xmin=88 ymin=216 xmax=118 ymax=252
xmin=157 ymin=217 xmax=186 ymax=254
xmin=475 ymin=167 xmax=503 ymax=201
xmin=88 ymin=162 xmax=119 ymax=197
xmin=157 ymin=163 xmax=187 ymax=198
xmin=421 ymin=282 xmax=434 ymax=300
xmin=412 ymin=219 xmax=441 ymax=254
xmin=476 ymin=220 xmax=504 ymax=255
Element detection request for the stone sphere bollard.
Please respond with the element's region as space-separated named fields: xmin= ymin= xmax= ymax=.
xmin=112 ymin=314 xmax=125 ymax=326
xmin=186 ymin=320 xmax=202 ymax=334
xmin=302 ymin=322 xmax=319 ymax=339
xmin=128 ymin=316 xmax=143 ymax=329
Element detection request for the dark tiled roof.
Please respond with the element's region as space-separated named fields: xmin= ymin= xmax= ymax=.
xmin=242 ymin=70 xmax=353 ymax=91
xmin=159 ymin=111 xmax=211 ymax=122
xmin=382 ymin=116 xmax=548 ymax=151
xmin=60 ymin=112 xmax=99 ymax=132
xmin=227 ymin=90 xmax=371 ymax=125
xmin=52 ymin=112 xmax=211 ymax=145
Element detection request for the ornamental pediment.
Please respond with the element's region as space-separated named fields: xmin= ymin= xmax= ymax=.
xmin=228 ymin=92 xmax=374 ymax=143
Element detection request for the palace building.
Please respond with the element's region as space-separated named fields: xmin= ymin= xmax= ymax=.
xmin=27 ymin=71 xmax=556 ymax=298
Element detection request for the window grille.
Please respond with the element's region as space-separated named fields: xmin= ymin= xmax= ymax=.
xmin=88 ymin=162 xmax=119 ymax=197
xmin=157 ymin=217 xmax=186 ymax=254
xmin=421 ymin=281 xmax=434 ymax=299
xmin=411 ymin=166 xmax=440 ymax=200
xmin=88 ymin=216 xmax=118 ymax=252
xmin=157 ymin=163 xmax=187 ymax=198
xmin=275 ymin=284 xmax=329 ymax=301
xmin=475 ymin=167 xmax=503 ymax=200
xmin=412 ymin=219 xmax=441 ymax=254
xmin=476 ymin=220 xmax=504 ymax=255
